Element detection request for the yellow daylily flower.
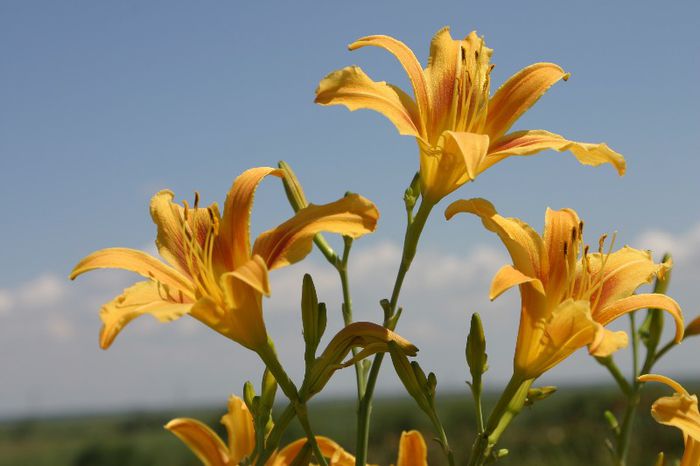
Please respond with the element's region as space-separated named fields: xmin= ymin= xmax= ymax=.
xmin=166 ymin=395 xmax=355 ymax=466
xmin=396 ymin=430 xmax=429 ymax=466
xmin=638 ymin=374 xmax=700 ymax=466
xmin=316 ymin=27 xmax=625 ymax=204
xmin=446 ymin=198 xmax=683 ymax=379
xmin=71 ymin=167 xmax=379 ymax=351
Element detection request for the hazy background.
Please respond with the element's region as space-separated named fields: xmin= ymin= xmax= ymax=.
xmin=1 ymin=0 xmax=699 ymax=419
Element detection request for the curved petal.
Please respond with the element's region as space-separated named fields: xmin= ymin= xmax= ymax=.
xmin=482 ymin=129 xmax=626 ymax=176
xmin=397 ymin=430 xmax=428 ymax=466
xmin=271 ymin=437 xmax=354 ymax=466
xmin=445 ymin=198 xmax=546 ymax=279
xmin=543 ymin=208 xmax=581 ymax=302
xmin=423 ymin=27 xmax=461 ymax=138
xmin=150 ymin=190 xmax=217 ymax=274
xmin=595 ymin=293 xmax=684 ymax=343
xmin=490 ymin=264 xmax=544 ymax=301
xmin=588 ymin=326 xmax=628 ymax=357
xmin=315 ymin=66 xmax=422 ymax=138
xmin=219 ymin=167 xmax=283 ymax=271
xmin=220 ymin=396 xmax=255 ymax=464
xmin=484 ymin=63 xmax=569 ymax=141
xmin=587 ymin=247 xmax=670 ymax=314
xmin=639 ymin=374 xmax=689 ymax=396
xmin=350 ymin=34 xmax=430 ymax=133
xmin=70 ymin=247 xmax=194 ymax=298
xmin=651 ymin=394 xmax=700 ymax=443
xmin=98 ymin=280 xmax=191 ymax=349
xmin=516 ymin=299 xmax=598 ymax=378
xmin=253 ymin=194 xmax=379 ymax=270
xmin=229 ymin=255 xmax=270 ymax=297
xmin=165 ymin=417 xmax=229 ymax=466
xmin=440 ymin=131 xmax=490 ymax=181
xmin=191 ymin=293 xmax=267 ymax=351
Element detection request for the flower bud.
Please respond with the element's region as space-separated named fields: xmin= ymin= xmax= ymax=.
xmin=466 ymin=313 xmax=488 ymax=379
xmin=278 ymin=160 xmax=308 ymax=212
xmin=243 ymin=381 xmax=256 ymax=414
xmin=684 ymin=316 xmax=700 ymax=339
xmin=524 ymin=386 xmax=557 ymax=406
xmin=260 ymin=369 xmax=277 ymax=412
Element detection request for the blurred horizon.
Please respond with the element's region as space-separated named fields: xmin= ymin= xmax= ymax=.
xmin=2 ymin=0 xmax=699 ymax=419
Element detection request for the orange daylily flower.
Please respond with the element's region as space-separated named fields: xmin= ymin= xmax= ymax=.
xmin=166 ymin=395 xmax=355 ymax=466
xmin=71 ymin=167 xmax=379 ymax=351
xmin=446 ymin=198 xmax=683 ymax=379
xmin=638 ymin=374 xmax=700 ymax=466
xmin=316 ymin=27 xmax=625 ymax=203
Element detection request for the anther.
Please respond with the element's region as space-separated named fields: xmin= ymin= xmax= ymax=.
xmin=598 ymin=234 xmax=608 ymax=254
xmin=571 ymin=227 xmax=577 ymax=242
xmin=183 ymin=200 xmax=190 ymax=221
xmin=563 ymin=241 xmax=568 ymax=256
xmin=194 ymin=191 xmax=200 ymax=209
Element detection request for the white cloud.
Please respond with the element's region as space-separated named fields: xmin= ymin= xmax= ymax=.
xmin=0 ymin=290 xmax=13 ymax=315
xmin=16 ymin=274 xmax=67 ymax=308
xmin=636 ymin=222 xmax=700 ymax=264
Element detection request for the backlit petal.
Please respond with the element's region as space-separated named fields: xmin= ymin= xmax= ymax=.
xmin=219 ymin=167 xmax=283 ymax=271
xmin=397 ymin=430 xmax=428 ymax=466
xmin=165 ymin=417 xmax=229 ymax=466
xmin=445 ymin=198 xmax=546 ymax=279
xmin=229 ymin=255 xmax=270 ymax=297
xmin=350 ymin=34 xmax=430 ymax=133
xmin=484 ymin=63 xmax=569 ymax=141
xmin=543 ymin=208 xmax=581 ymax=302
xmin=490 ymin=264 xmax=544 ymax=301
xmin=482 ymin=129 xmax=626 ymax=175
xmin=423 ymin=27 xmax=461 ymax=138
xmin=220 ymin=396 xmax=255 ymax=464
xmin=150 ymin=190 xmax=217 ymax=274
xmin=70 ymin=247 xmax=193 ymax=298
xmin=253 ymin=194 xmax=379 ymax=270
xmin=98 ymin=281 xmax=191 ymax=349
xmin=315 ymin=66 xmax=422 ymax=138
xmin=588 ymin=326 xmax=628 ymax=357
xmin=586 ymin=247 xmax=670 ymax=314
xmin=595 ymin=293 xmax=684 ymax=343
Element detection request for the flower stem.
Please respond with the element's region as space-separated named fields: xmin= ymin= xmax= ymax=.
xmin=468 ymin=376 xmax=533 ymax=466
xmin=354 ymin=199 xmax=434 ymax=466
xmin=258 ymin=403 xmax=296 ymax=465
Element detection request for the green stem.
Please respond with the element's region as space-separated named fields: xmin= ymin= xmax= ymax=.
xmin=471 ymin=377 xmax=485 ymax=435
xmin=468 ymin=376 xmax=533 ymax=466
xmin=257 ymin=345 xmax=328 ymax=466
xmin=596 ymin=356 xmax=632 ymax=396
xmin=652 ymin=340 xmax=676 ymax=365
xmin=258 ymin=404 xmax=296 ymax=465
xmin=429 ymin=411 xmax=456 ymax=466
xmin=355 ymin=199 xmax=434 ymax=466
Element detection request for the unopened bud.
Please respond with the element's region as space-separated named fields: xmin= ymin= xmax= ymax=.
xmin=260 ymin=369 xmax=277 ymax=411
xmin=243 ymin=381 xmax=256 ymax=414
xmin=524 ymin=386 xmax=557 ymax=406
xmin=684 ymin=316 xmax=700 ymax=338
xmin=640 ymin=253 xmax=673 ymax=351
xmin=278 ymin=160 xmax=308 ymax=212
xmin=466 ymin=313 xmax=488 ymax=379
xmin=604 ymin=410 xmax=620 ymax=434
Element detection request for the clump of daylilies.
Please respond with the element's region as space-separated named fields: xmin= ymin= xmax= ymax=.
xmin=72 ymin=26 xmax=699 ymax=466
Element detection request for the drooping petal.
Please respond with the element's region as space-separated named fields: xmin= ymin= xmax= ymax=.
xmin=586 ymin=247 xmax=670 ymax=314
xmin=588 ymin=326 xmax=629 ymax=357
xmin=150 ymin=189 xmax=217 ymax=274
xmin=396 ymin=430 xmax=428 ymax=466
xmin=481 ymin=129 xmax=626 ymax=175
xmin=219 ymin=167 xmax=283 ymax=271
xmin=349 ymin=34 xmax=430 ymax=133
xmin=70 ymin=247 xmax=194 ymax=298
xmin=543 ymin=207 xmax=581 ymax=302
xmin=484 ymin=63 xmax=569 ymax=141
xmin=516 ymin=299 xmax=598 ymax=378
xmin=640 ymin=375 xmax=700 ymax=442
xmin=315 ymin=66 xmax=422 ymax=138
xmin=98 ymin=281 xmax=191 ymax=349
xmin=490 ymin=264 xmax=544 ymax=300
xmin=595 ymin=293 xmax=684 ymax=343
xmin=445 ymin=198 xmax=546 ymax=279
xmin=165 ymin=417 xmax=230 ymax=466
xmin=253 ymin=194 xmax=379 ymax=270
xmin=419 ymin=131 xmax=489 ymax=202
xmin=229 ymin=255 xmax=270 ymax=297
xmin=220 ymin=396 xmax=255 ymax=465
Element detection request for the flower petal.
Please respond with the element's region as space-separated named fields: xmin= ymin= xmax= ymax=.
xmin=70 ymin=247 xmax=194 ymax=298
xmin=229 ymin=255 xmax=270 ymax=297
xmin=150 ymin=189 xmax=218 ymax=274
xmin=99 ymin=281 xmax=191 ymax=349
xmin=445 ymin=198 xmax=546 ymax=280
xmin=397 ymin=430 xmax=428 ymax=466
xmin=490 ymin=264 xmax=544 ymax=300
xmin=271 ymin=437 xmax=355 ymax=466
xmin=219 ymin=167 xmax=283 ymax=271
xmin=484 ymin=63 xmax=569 ymax=141
xmin=595 ymin=293 xmax=684 ymax=343
xmin=423 ymin=27 xmax=461 ymax=138
xmin=586 ymin=247 xmax=670 ymax=314
xmin=220 ymin=396 xmax=255 ymax=464
xmin=253 ymin=194 xmax=379 ymax=270
xmin=543 ymin=207 xmax=581 ymax=302
xmin=165 ymin=417 xmax=229 ymax=466
xmin=588 ymin=326 xmax=628 ymax=357
xmin=482 ymin=129 xmax=626 ymax=175
xmin=315 ymin=66 xmax=422 ymax=138
xmin=419 ymin=131 xmax=489 ymax=202
xmin=350 ymin=34 xmax=430 ymax=133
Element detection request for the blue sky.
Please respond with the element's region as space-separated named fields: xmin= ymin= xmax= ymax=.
xmin=1 ymin=1 xmax=699 ymax=417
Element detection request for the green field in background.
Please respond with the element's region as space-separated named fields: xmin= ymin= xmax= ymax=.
xmin=0 ymin=382 xmax=691 ymax=466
